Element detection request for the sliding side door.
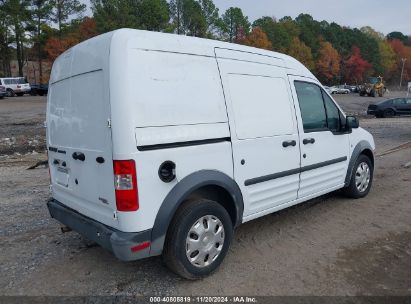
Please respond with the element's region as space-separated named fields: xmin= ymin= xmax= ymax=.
xmin=216 ymin=49 xmax=301 ymax=218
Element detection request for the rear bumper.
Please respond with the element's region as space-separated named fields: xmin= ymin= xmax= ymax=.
xmin=47 ymin=199 xmax=152 ymax=261
xmin=14 ymin=88 xmax=31 ymax=93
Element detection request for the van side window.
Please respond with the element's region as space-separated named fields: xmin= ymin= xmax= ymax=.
xmin=322 ymin=91 xmax=341 ymax=132
xmin=294 ymin=82 xmax=327 ymax=132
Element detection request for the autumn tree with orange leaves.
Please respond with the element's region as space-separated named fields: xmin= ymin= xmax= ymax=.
xmin=78 ymin=17 xmax=98 ymax=41
xmin=44 ymin=36 xmax=78 ymax=62
xmin=44 ymin=17 xmax=97 ymax=62
xmin=287 ymin=37 xmax=315 ymax=71
xmin=387 ymin=39 xmax=411 ymax=83
xmin=316 ymin=41 xmax=341 ymax=83
xmin=241 ymin=27 xmax=272 ymax=50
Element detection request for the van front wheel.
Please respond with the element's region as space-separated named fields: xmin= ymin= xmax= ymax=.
xmin=163 ymin=199 xmax=233 ymax=279
xmin=343 ymin=154 xmax=373 ymax=199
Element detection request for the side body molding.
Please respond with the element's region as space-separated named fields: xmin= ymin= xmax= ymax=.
xmin=150 ymin=170 xmax=244 ymax=256
xmin=344 ymin=140 xmax=374 ymax=186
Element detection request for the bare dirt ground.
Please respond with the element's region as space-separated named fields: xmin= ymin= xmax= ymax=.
xmin=0 ymin=96 xmax=46 ymax=156
xmin=0 ymin=93 xmax=410 ymax=296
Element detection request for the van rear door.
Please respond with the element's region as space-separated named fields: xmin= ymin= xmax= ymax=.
xmin=47 ymin=48 xmax=117 ymax=228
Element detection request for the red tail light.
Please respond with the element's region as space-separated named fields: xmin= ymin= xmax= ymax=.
xmin=113 ymin=160 xmax=139 ymax=212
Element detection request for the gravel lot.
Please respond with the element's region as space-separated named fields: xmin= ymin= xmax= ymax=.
xmin=0 ymin=93 xmax=410 ymax=296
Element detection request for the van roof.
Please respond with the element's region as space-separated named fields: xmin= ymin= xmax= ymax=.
xmin=117 ymin=29 xmax=315 ymax=78
xmin=53 ymin=28 xmax=316 ymax=82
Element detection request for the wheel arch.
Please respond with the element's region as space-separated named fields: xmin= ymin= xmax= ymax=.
xmin=150 ymin=170 xmax=244 ymax=256
xmin=344 ymin=140 xmax=374 ymax=187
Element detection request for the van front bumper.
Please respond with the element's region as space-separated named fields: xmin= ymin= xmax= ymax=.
xmin=47 ymin=199 xmax=152 ymax=261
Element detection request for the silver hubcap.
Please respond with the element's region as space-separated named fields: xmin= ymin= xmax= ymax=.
xmin=355 ymin=162 xmax=371 ymax=193
xmin=186 ymin=215 xmax=225 ymax=268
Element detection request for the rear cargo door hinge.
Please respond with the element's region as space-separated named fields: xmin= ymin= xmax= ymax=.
xmin=107 ymin=119 xmax=112 ymax=128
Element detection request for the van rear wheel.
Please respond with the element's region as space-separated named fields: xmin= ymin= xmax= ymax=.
xmin=163 ymin=199 xmax=233 ymax=279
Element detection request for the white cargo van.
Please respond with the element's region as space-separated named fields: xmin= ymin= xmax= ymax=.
xmin=47 ymin=29 xmax=375 ymax=279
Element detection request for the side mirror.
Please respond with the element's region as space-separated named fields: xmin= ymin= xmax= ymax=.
xmin=346 ymin=116 xmax=359 ymax=130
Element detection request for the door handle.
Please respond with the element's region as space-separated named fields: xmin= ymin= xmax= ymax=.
xmin=282 ymin=140 xmax=297 ymax=148
xmin=303 ymin=138 xmax=316 ymax=145
xmin=72 ymin=152 xmax=85 ymax=161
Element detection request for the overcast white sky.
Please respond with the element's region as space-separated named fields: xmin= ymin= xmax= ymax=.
xmin=82 ymin=0 xmax=411 ymax=35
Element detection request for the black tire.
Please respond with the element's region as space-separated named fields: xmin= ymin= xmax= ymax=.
xmin=383 ymin=109 xmax=395 ymax=118
xmin=375 ymin=114 xmax=383 ymax=118
xmin=6 ymin=89 xmax=14 ymax=97
xmin=343 ymin=154 xmax=373 ymax=199
xmin=163 ymin=199 xmax=233 ymax=280
xmin=16 ymin=93 xmax=24 ymax=97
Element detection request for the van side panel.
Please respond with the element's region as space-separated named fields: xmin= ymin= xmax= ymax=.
xmin=124 ymin=50 xmax=228 ymax=128
xmin=109 ymin=32 xmax=234 ymax=232
xmin=117 ymin=143 xmax=234 ymax=232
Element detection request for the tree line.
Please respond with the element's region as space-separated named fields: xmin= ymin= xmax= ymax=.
xmin=1 ymin=0 xmax=410 ymax=85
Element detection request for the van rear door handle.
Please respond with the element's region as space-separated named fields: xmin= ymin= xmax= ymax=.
xmin=72 ymin=152 xmax=85 ymax=161
xmin=282 ymin=140 xmax=297 ymax=148
xmin=303 ymin=138 xmax=316 ymax=145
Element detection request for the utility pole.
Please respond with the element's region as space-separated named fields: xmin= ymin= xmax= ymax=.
xmin=399 ymin=58 xmax=407 ymax=90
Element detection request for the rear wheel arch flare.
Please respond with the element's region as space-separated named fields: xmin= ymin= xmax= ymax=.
xmin=150 ymin=170 xmax=243 ymax=256
xmin=184 ymin=184 xmax=238 ymax=226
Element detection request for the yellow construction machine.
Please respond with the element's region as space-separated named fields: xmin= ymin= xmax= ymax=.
xmin=359 ymin=76 xmax=386 ymax=97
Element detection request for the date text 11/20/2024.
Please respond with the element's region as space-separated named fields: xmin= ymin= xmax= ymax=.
xmin=150 ymin=296 xmax=257 ymax=303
